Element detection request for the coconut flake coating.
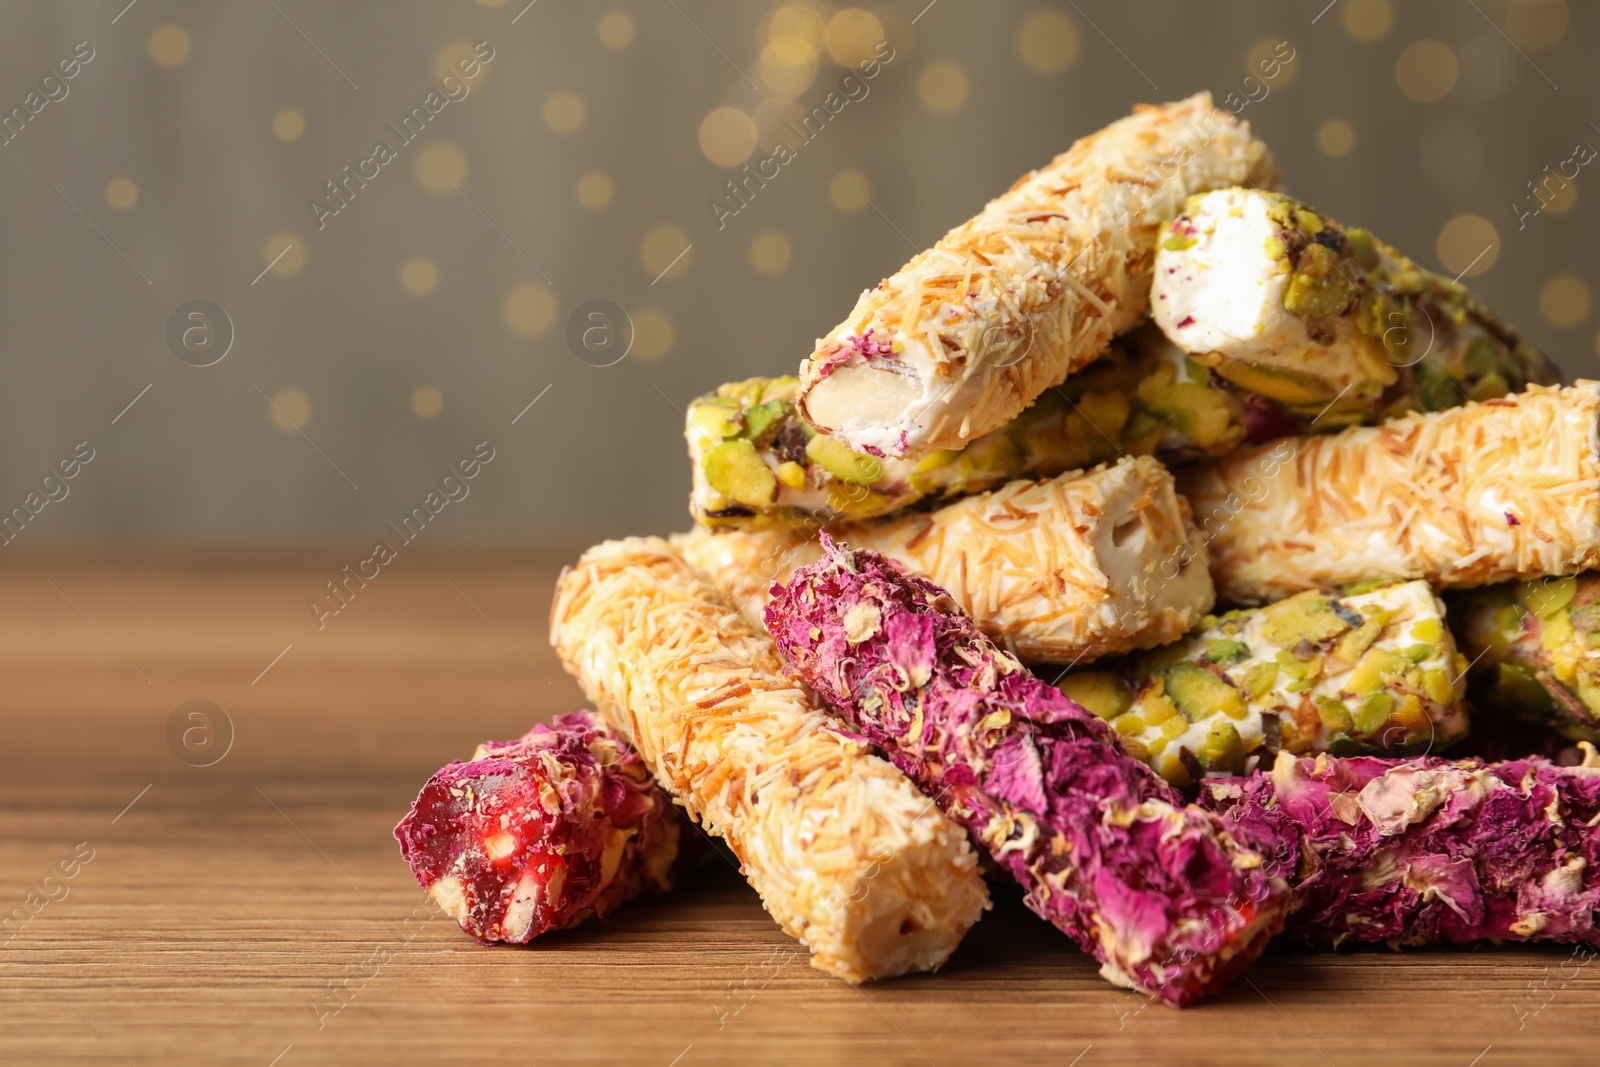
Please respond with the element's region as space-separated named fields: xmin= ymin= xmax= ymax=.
xmin=394 ymin=710 xmax=688 ymax=943
xmin=765 ymin=538 xmax=1289 ymax=1006
xmin=1201 ymin=749 xmax=1600 ymax=948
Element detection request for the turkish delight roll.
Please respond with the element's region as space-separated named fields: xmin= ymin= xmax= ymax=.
xmin=688 ymin=327 xmax=1243 ymax=529
xmin=766 ymin=538 xmax=1289 ymax=1006
xmin=1450 ymin=574 xmax=1600 ymax=743
xmin=393 ymin=710 xmax=690 ymax=942
xmin=1201 ymin=749 xmax=1600 ymax=948
xmin=1061 ymin=580 xmax=1469 ymax=786
xmin=797 ymin=92 xmax=1276 ymax=459
xmin=1152 ymin=189 xmax=1558 ymax=431
xmin=676 ymin=454 xmax=1216 ymax=664
xmin=549 ymin=537 xmax=990 ymax=983
xmin=1181 ymin=382 xmax=1600 ymax=604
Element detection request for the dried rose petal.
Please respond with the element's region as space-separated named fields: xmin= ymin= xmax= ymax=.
xmin=395 ymin=709 xmax=691 ymax=943
xmin=1200 ymin=750 xmax=1600 ymax=947
xmin=766 ymin=536 xmax=1289 ymax=1006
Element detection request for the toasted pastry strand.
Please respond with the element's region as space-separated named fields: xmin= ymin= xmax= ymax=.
xmin=1060 ymin=581 xmax=1469 ymax=786
xmin=796 ymin=92 xmax=1276 ymax=459
xmin=676 ymin=455 xmax=1215 ymax=664
xmin=1180 ymin=382 xmax=1600 ymax=604
xmin=1201 ymin=748 xmax=1600 ymax=949
xmin=549 ymin=537 xmax=989 ymax=983
xmin=1152 ymin=189 xmax=1558 ymax=429
xmin=767 ymin=538 xmax=1289 ymax=1006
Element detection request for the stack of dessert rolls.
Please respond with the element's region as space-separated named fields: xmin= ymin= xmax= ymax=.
xmin=397 ymin=93 xmax=1600 ymax=1006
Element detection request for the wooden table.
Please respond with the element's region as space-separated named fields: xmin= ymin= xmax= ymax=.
xmin=2 ymin=549 xmax=1595 ymax=1066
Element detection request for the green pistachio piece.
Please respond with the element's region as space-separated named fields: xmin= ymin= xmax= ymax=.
xmin=1056 ymin=672 xmax=1133 ymax=721
xmin=1198 ymin=720 xmax=1245 ymax=770
xmin=738 ymin=400 xmax=789 ymax=449
xmin=805 ymin=435 xmax=882 ymax=485
xmin=1315 ymin=696 xmax=1354 ymax=733
xmin=702 ymin=440 xmax=776 ymax=508
xmin=1162 ymin=661 xmax=1248 ymax=723
xmin=1205 ymin=639 xmax=1249 ymax=664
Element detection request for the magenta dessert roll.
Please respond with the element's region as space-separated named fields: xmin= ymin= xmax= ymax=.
xmin=766 ymin=537 xmax=1289 ymax=1006
xmin=1201 ymin=749 xmax=1600 ymax=949
xmin=395 ymin=710 xmax=690 ymax=943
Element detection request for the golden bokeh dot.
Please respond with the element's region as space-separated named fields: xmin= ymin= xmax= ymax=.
xmin=400 ymin=256 xmax=439 ymax=296
xmin=1436 ymin=215 xmax=1499 ymax=277
xmin=435 ymin=41 xmax=486 ymax=84
xmin=544 ymin=91 xmax=586 ymax=134
xmin=1340 ymin=0 xmax=1393 ymax=42
xmin=263 ymin=233 xmax=306 ymax=277
xmin=1017 ymin=11 xmax=1080 ymax=74
xmin=918 ymin=61 xmax=970 ymax=114
xmin=750 ymin=232 xmax=793 ymax=275
xmin=1543 ymin=180 xmax=1579 ymax=216
xmin=411 ymin=386 xmax=445 ymax=419
xmin=1396 ymin=40 xmax=1459 ymax=103
xmin=761 ymin=42 xmax=819 ymax=96
xmin=269 ymin=388 xmax=311 ymax=433
xmin=1245 ymin=37 xmax=1297 ymax=89
xmin=825 ymin=8 xmax=884 ymax=66
xmin=639 ymin=226 xmax=693 ymax=280
xmin=1506 ymin=0 xmax=1569 ymax=50
xmin=148 ymin=25 xmax=191 ymax=68
xmin=105 ymin=177 xmax=139 ymax=211
xmin=272 ymin=108 xmax=306 ymax=143
xmin=1317 ymin=119 xmax=1356 ymax=158
xmin=475 ymin=0 xmax=510 ymax=6
xmin=632 ymin=309 xmax=676 ymax=361
xmin=503 ymin=283 xmax=557 ymax=337
xmin=769 ymin=4 xmax=826 ymax=51
xmin=414 ymin=141 xmax=468 ymax=194
xmin=597 ymin=11 xmax=635 ymax=48
xmin=829 ymin=170 xmax=871 ymax=212
xmin=698 ymin=107 xmax=758 ymax=167
xmin=1540 ymin=274 xmax=1591 ymax=328
xmin=575 ymin=172 xmax=614 ymax=210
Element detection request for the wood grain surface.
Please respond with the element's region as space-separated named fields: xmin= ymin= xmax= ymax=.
xmin=2 ymin=549 xmax=1597 ymax=1066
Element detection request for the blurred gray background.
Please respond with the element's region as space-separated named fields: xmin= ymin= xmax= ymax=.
xmin=0 ymin=0 xmax=1594 ymax=546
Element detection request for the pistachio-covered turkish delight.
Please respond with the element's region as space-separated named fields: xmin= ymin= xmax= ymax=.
xmin=1180 ymin=382 xmax=1600 ymax=604
xmin=1450 ymin=574 xmax=1600 ymax=743
xmin=797 ymin=93 xmax=1276 ymax=459
xmin=1153 ymin=189 xmax=1558 ymax=431
xmin=677 ymin=455 xmax=1216 ymax=665
xmin=1062 ymin=581 xmax=1469 ymax=786
xmin=394 ymin=710 xmax=691 ymax=942
xmin=1201 ymin=749 xmax=1600 ymax=949
xmin=550 ymin=537 xmax=990 ymax=983
xmin=688 ymin=327 xmax=1243 ymax=528
xmin=766 ymin=538 xmax=1288 ymax=1007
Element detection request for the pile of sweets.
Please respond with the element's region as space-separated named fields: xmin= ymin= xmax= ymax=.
xmin=397 ymin=94 xmax=1600 ymax=1006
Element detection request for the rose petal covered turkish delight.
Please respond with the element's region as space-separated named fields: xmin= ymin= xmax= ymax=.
xmin=394 ymin=709 xmax=689 ymax=942
xmin=1201 ymin=749 xmax=1600 ymax=948
xmin=766 ymin=537 xmax=1289 ymax=1006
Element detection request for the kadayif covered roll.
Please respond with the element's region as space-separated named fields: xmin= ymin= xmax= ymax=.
xmin=394 ymin=710 xmax=692 ymax=942
xmin=767 ymin=538 xmax=1289 ymax=1007
xmin=1151 ymin=188 xmax=1558 ymax=433
xmin=797 ymin=93 xmax=1275 ymax=459
xmin=676 ymin=455 xmax=1216 ymax=665
xmin=1181 ymin=382 xmax=1600 ymax=604
xmin=688 ymin=326 xmax=1243 ymax=528
xmin=549 ymin=538 xmax=989 ymax=983
xmin=1202 ymin=749 xmax=1600 ymax=950
xmin=1059 ymin=581 xmax=1469 ymax=786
